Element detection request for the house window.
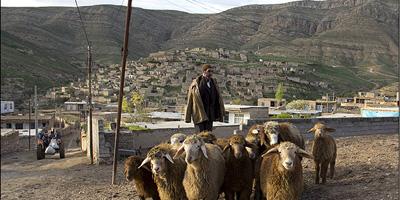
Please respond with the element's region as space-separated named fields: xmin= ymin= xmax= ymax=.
xmin=15 ymin=123 xmax=23 ymax=129
xmin=9 ymin=103 xmax=13 ymax=110
xmin=234 ymin=113 xmax=244 ymax=124
xmin=30 ymin=123 xmax=35 ymax=129
xmin=6 ymin=123 xmax=12 ymax=128
xmin=270 ymin=101 xmax=275 ymax=107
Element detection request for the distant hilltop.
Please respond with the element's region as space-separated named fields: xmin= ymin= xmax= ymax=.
xmin=1 ymin=0 xmax=398 ymax=109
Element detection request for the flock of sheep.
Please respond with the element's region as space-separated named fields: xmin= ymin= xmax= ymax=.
xmin=124 ymin=121 xmax=337 ymax=200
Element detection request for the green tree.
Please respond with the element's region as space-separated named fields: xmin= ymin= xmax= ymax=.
xmin=122 ymin=96 xmax=132 ymax=113
xmin=231 ymin=98 xmax=241 ymax=105
xmin=275 ymin=83 xmax=284 ymax=101
xmin=130 ymin=91 xmax=144 ymax=112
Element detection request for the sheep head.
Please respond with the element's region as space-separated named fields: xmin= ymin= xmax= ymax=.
xmin=197 ymin=131 xmax=217 ymax=144
xmin=308 ymin=122 xmax=336 ymax=138
xmin=124 ymin=156 xmax=149 ymax=181
xmin=138 ymin=145 xmax=174 ymax=177
xmin=261 ymin=142 xmax=313 ymax=171
xmin=174 ymin=135 xmax=207 ymax=164
xmin=224 ymin=134 xmax=256 ymax=159
xmin=170 ymin=133 xmax=187 ymax=145
xmin=261 ymin=121 xmax=280 ymax=146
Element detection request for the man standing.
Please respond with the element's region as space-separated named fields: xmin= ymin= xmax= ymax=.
xmin=185 ymin=64 xmax=225 ymax=132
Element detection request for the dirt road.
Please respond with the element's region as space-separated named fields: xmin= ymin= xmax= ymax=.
xmin=1 ymin=133 xmax=398 ymax=200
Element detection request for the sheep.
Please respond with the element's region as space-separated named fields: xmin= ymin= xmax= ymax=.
xmin=260 ymin=121 xmax=305 ymax=149
xmin=221 ymin=134 xmax=254 ymax=200
xmin=124 ymin=156 xmax=160 ymax=200
xmin=259 ymin=142 xmax=313 ymax=200
xmin=245 ymin=124 xmax=267 ymax=200
xmin=308 ymin=122 xmax=337 ymax=184
xmin=139 ymin=143 xmax=187 ymax=200
xmin=245 ymin=124 xmax=266 ymax=159
xmin=170 ymin=133 xmax=187 ymax=145
xmin=174 ymin=135 xmax=226 ymax=200
xmin=197 ymin=131 xmax=217 ymax=144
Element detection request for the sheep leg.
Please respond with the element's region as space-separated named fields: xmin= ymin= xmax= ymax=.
xmin=321 ymin=162 xmax=329 ymax=184
xmin=239 ymin=189 xmax=252 ymax=200
xmin=314 ymin=161 xmax=320 ymax=184
xmin=329 ymin=160 xmax=335 ymax=179
xmin=225 ymin=192 xmax=235 ymax=200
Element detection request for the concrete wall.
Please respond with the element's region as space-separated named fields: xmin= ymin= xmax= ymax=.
xmin=1 ymin=125 xmax=79 ymax=155
xmin=91 ymin=118 xmax=239 ymax=164
xmin=246 ymin=117 xmax=399 ymax=140
xmin=92 ymin=117 xmax=398 ymax=164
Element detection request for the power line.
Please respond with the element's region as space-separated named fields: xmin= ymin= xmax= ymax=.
xmin=74 ymin=0 xmax=90 ymax=46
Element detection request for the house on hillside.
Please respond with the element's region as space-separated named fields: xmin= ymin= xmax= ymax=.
xmin=1 ymin=101 xmax=14 ymax=114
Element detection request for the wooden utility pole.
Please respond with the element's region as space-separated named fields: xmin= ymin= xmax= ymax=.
xmin=112 ymin=0 xmax=133 ymax=185
xmin=34 ymin=85 xmax=38 ymax=137
xmin=28 ymin=98 xmax=31 ymax=150
xmin=88 ymin=44 xmax=94 ymax=165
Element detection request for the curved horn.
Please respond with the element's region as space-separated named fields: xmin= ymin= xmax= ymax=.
xmin=173 ymin=144 xmax=185 ymax=159
xmin=138 ymin=157 xmax=151 ymax=169
xmin=296 ymin=148 xmax=313 ymax=159
xmin=164 ymin=153 xmax=174 ymax=164
xmin=222 ymin=144 xmax=231 ymax=153
xmin=201 ymin=144 xmax=208 ymax=159
xmin=307 ymin=127 xmax=316 ymax=133
xmin=261 ymin=146 xmax=279 ymax=157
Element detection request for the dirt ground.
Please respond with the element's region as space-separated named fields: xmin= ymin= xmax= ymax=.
xmin=1 ymin=133 xmax=399 ymax=200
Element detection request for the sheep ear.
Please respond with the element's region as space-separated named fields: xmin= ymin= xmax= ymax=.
xmin=222 ymin=144 xmax=230 ymax=153
xmin=138 ymin=157 xmax=151 ymax=169
xmin=173 ymin=145 xmax=185 ymax=159
xmin=164 ymin=153 xmax=174 ymax=164
xmin=261 ymin=146 xmax=279 ymax=157
xmin=201 ymin=144 xmax=208 ymax=159
xmin=307 ymin=127 xmax=316 ymax=133
xmin=296 ymin=148 xmax=313 ymax=159
xmin=325 ymin=127 xmax=336 ymax=132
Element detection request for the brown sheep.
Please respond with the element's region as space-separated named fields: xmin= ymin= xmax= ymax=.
xmin=139 ymin=143 xmax=187 ymax=200
xmin=197 ymin=131 xmax=217 ymax=144
xmin=221 ymin=134 xmax=255 ymax=200
xmin=260 ymin=121 xmax=305 ymax=149
xmin=174 ymin=135 xmax=226 ymax=200
xmin=308 ymin=122 xmax=337 ymax=184
xmin=245 ymin=124 xmax=267 ymax=200
xmin=260 ymin=142 xmax=313 ymax=200
xmin=124 ymin=156 xmax=160 ymax=200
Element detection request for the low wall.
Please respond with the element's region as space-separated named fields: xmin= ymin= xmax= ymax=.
xmin=0 ymin=125 xmax=79 ymax=155
xmin=1 ymin=131 xmax=20 ymax=154
xmin=92 ymin=120 xmax=239 ymax=164
xmin=93 ymin=117 xmax=399 ymax=164
xmin=246 ymin=117 xmax=399 ymax=140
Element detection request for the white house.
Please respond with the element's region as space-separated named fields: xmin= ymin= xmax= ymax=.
xmin=224 ymin=104 xmax=269 ymax=124
xmin=1 ymin=101 xmax=14 ymax=114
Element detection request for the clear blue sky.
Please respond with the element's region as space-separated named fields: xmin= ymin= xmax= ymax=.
xmin=1 ymin=0 xmax=322 ymax=13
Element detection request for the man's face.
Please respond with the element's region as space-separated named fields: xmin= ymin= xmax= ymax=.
xmin=204 ymin=68 xmax=213 ymax=78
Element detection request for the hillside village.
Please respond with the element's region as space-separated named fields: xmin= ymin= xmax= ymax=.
xmin=42 ymin=47 xmax=332 ymax=111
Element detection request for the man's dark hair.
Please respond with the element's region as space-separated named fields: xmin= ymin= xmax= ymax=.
xmin=202 ymin=64 xmax=212 ymax=72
